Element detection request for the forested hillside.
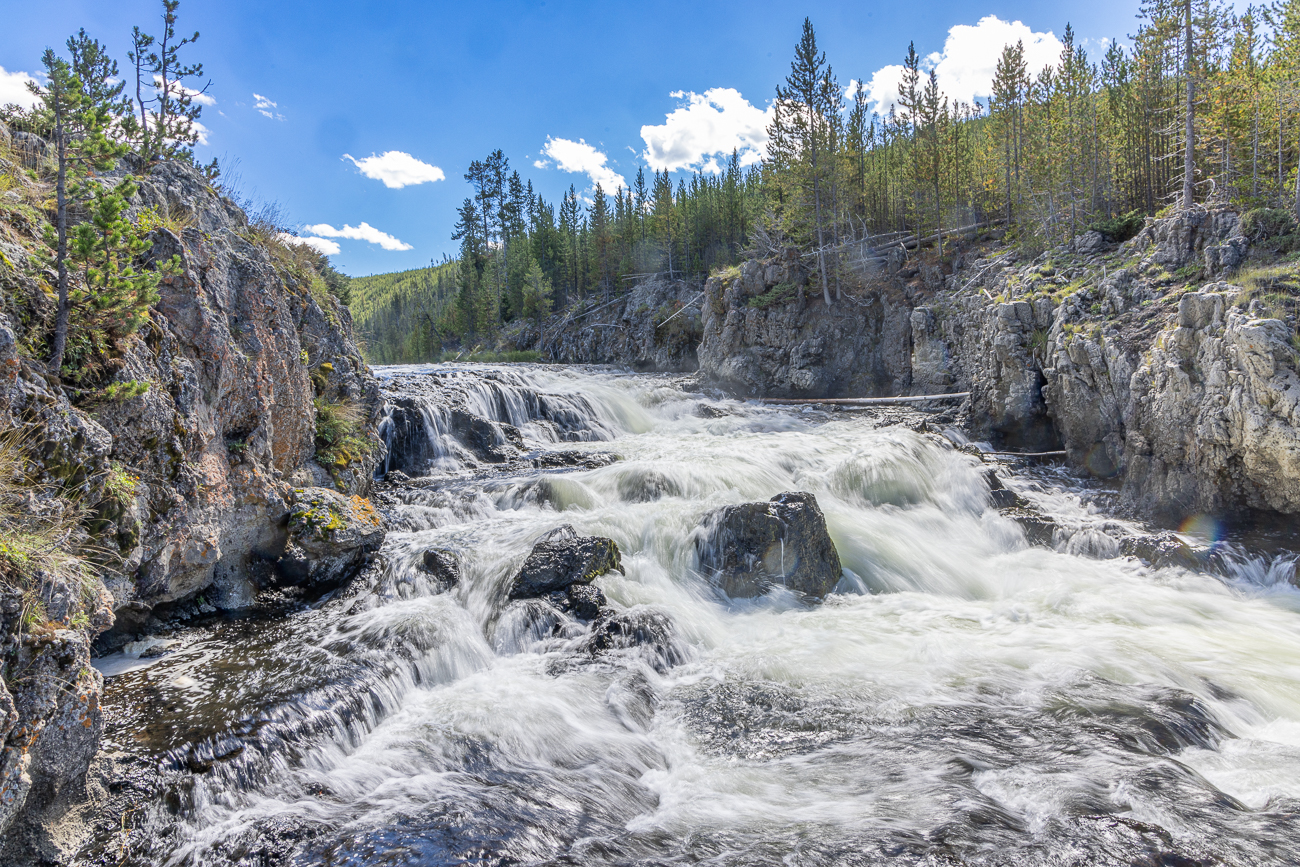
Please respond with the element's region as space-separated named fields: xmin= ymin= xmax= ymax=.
xmin=354 ymin=0 xmax=1300 ymax=363
xmin=349 ymin=259 xmax=458 ymax=363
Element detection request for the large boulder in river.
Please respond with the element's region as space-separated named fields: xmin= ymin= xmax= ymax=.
xmin=696 ymin=491 xmax=842 ymax=600
xmin=507 ymin=532 xmax=622 ymax=600
xmin=277 ymin=487 xmax=387 ymax=587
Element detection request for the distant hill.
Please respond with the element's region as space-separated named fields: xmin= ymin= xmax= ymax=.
xmin=349 ymin=260 xmax=458 ymax=364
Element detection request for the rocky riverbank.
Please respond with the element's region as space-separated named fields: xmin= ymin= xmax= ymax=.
xmin=504 ymin=274 xmax=704 ymax=371
xmin=693 ymin=208 xmax=1300 ymax=524
xmin=0 ymin=140 xmax=386 ymax=860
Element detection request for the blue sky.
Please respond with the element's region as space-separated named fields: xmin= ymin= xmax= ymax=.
xmin=5 ymin=0 xmax=1176 ymax=276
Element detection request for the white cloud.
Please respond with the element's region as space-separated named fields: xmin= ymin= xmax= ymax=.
xmin=154 ymin=75 xmax=215 ymax=106
xmin=343 ymin=151 xmax=445 ymax=188
xmin=301 ymin=222 xmax=412 ymax=251
xmin=860 ymin=65 xmax=908 ymax=117
xmin=930 ymin=16 xmax=1062 ymax=106
xmin=253 ymin=93 xmax=283 ymax=120
xmin=538 ymin=137 xmax=625 ymax=191
xmin=0 ymin=66 xmax=41 ymax=110
xmin=278 ymin=233 xmax=341 ymax=256
xmin=640 ymin=88 xmax=771 ymax=173
xmin=862 ymin=16 xmax=1062 ymax=115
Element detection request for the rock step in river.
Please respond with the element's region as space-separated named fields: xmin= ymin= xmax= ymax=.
xmin=89 ymin=364 xmax=1300 ymax=866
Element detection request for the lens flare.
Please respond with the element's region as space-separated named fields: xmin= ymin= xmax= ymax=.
xmin=1179 ymin=513 xmax=1224 ymax=547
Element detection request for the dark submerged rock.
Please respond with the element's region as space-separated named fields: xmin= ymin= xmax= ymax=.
xmin=582 ymin=609 xmax=685 ymax=672
xmin=1120 ymin=532 xmax=1204 ymax=571
xmin=695 ymin=491 xmax=842 ymax=600
xmin=550 ymin=583 xmax=607 ymax=620
xmin=450 ymin=409 xmax=522 ymax=464
xmin=419 ymin=548 xmax=461 ymax=587
xmin=617 ymin=468 xmax=680 ymax=502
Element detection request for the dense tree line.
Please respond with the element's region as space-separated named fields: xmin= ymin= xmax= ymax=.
xmin=358 ymin=0 xmax=1300 ymax=360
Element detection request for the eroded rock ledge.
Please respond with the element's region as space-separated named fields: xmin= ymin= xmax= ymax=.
xmin=695 ymin=208 xmax=1300 ymax=523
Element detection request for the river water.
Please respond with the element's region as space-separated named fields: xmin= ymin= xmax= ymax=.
xmin=95 ymin=365 xmax=1300 ymax=866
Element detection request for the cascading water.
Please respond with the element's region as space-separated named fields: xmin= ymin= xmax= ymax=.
xmin=92 ymin=365 xmax=1300 ymax=866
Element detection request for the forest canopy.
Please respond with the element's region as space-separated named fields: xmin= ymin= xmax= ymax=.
xmin=349 ymin=0 xmax=1300 ymax=362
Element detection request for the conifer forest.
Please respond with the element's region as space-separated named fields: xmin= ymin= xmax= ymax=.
xmin=353 ymin=0 xmax=1300 ymax=362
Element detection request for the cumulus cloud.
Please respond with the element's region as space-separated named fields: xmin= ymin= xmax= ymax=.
xmin=154 ymin=75 xmax=215 ymax=106
xmin=862 ymin=16 xmax=1062 ymax=115
xmin=0 ymin=66 xmax=41 ymax=109
xmin=278 ymin=233 xmax=341 ymax=256
xmin=641 ymin=88 xmax=772 ymax=173
xmin=301 ymin=222 xmax=412 ymax=251
xmin=537 ymin=137 xmax=625 ymax=191
xmin=343 ymin=151 xmax=445 ymax=188
xmin=253 ymin=93 xmax=283 ymax=120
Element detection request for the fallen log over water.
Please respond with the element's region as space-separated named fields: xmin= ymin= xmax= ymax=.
xmin=759 ymin=392 xmax=970 ymax=406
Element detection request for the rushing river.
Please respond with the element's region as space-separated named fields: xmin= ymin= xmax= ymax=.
xmin=94 ymin=365 xmax=1300 ymax=866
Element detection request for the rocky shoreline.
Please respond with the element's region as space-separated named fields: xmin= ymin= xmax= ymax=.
xmin=523 ymin=207 xmax=1300 ymax=526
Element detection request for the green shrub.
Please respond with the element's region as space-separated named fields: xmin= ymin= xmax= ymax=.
xmin=314 ymin=398 xmax=372 ymax=468
xmin=1089 ymin=210 xmax=1145 ymax=243
xmin=748 ymin=281 xmax=799 ymax=309
xmin=1241 ymin=208 xmax=1297 ymax=241
xmin=103 ymin=379 xmax=150 ymax=401
xmin=103 ymin=462 xmax=138 ymax=504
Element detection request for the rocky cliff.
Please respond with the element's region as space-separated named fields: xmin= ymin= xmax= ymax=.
xmin=506 ymin=275 xmax=703 ymax=371
xmin=0 ymin=139 xmax=385 ymax=859
xmin=697 ymin=208 xmax=1300 ymax=523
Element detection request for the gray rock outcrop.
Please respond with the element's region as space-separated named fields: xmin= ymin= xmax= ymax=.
xmin=698 ymin=257 xmax=915 ymax=397
xmin=505 ymin=274 xmax=703 ymax=371
xmin=276 ymin=487 xmax=387 ymax=588
xmin=695 ymin=491 xmax=843 ymax=599
xmin=695 ymin=206 xmax=1300 ymax=522
xmin=0 ymin=153 xmax=386 ymax=849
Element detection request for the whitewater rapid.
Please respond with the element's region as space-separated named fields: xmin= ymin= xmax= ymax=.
xmin=97 ymin=365 xmax=1300 ymax=866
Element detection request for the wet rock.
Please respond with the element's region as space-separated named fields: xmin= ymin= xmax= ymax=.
xmin=695 ymin=403 xmax=732 ymax=418
xmin=277 ymin=487 xmax=387 ymax=587
xmin=419 ymin=548 xmax=460 ymax=587
xmin=548 ymin=583 xmax=607 ymax=620
xmin=1120 ymin=532 xmax=1204 ymax=571
xmin=617 ymin=468 xmax=680 ymax=502
xmin=984 ymin=470 xmax=1030 ymax=510
xmin=530 ymin=450 xmax=619 ymax=469
xmin=450 ymin=409 xmax=521 ymax=463
xmin=695 ymin=491 xmax=842 ymax=599
xmin=507 ymin=534 xmax=622 ymax=600
xmin=1006 ymin=509 xmax=1059 ymax=547
xmin=583 ymin=609 xmax=685 ymax=672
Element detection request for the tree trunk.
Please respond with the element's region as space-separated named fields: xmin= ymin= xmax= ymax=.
xmin=1294 ymin=122 xmax=1300 ymax=217
xmin=48 ymin=104 xmax=70 ymax=378
xmin=1182 ymin=0 xmax=1195 ymax=211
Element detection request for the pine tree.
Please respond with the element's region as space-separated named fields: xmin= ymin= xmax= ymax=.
xmin=29 ymin=39 xmax=131 ymax=377
xmin=137 ymin=0 xmax=208 ymax=163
